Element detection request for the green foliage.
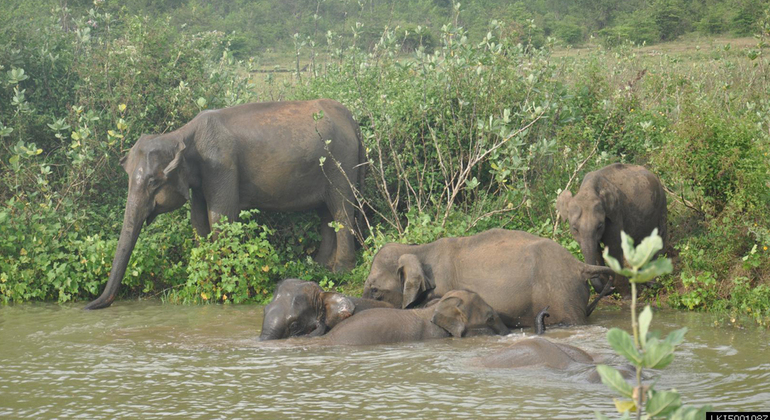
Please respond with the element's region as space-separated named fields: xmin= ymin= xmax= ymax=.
xmin=597 ymin=231 xmax=710 ymax=418
xmin=0 ymin=199 xmax=192 ymax=303
xmin=1 ymin=3 xmax=769 ymax=319
xmin=180 ymin=210 xmax=283 ymax=305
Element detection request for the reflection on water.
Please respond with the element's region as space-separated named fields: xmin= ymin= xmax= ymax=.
xmin=0 ymin=302 xmax=768 ymax=419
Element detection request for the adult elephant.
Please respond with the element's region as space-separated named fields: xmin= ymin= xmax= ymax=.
xmin=557 ymin=163 xmax=667 ymax=297
xmin=473 ymin=307 xmax=634 ymax=383
xmin=259 ymin=278 xmax=393 ymax=341
xmin=362 ymin=229 xmax=615 ymax=329
xmin=85 ymin=99 xmax=364 ymax=310
xmin=317 ymin=290 xmax=510 ymax=346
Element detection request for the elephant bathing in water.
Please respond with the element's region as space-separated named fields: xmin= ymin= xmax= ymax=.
xmin=317 ymin=290 xmax=510 ymax=346
xmin=362 ymin=229 xmax=616 ymax=328
xmin=557 ymin=163 xmax=667 ymax=297
xmin=86 ymin=99 xmax=365 ymax=310
xmin=472 ymin=307 xmax=634 ymax=383
xmin=259 ymin=278 xmax=393 ymax=341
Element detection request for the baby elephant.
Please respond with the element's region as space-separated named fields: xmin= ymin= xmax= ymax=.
xmin=318 ymin=289 xmax=510 ymax=346
xmin=474 ymin=308 xmax=633 ymax=383
xmin=259 ymin=279 xmax=393 ymax=341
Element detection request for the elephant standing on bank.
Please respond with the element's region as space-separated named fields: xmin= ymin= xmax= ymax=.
xmin=259 ymin=279 xmax=393 ymax=341
xmin=316 ymin=290 xmax=510 ymax=346
xmin=86 ymin=100 xmax=364 ymax=310
xmin=557 ymin=163 xmax=667 ymax=297
xmin=362 ymin=229 xmax=616 ymax=328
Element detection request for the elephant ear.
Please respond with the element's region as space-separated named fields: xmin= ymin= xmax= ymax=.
xmin=163 ymin=139 xmax=190 ymax=201
xmin=321 ymin=292 xmax=355 ymax=329
xmin=398 ymin=254 xmax=435 ymax=309
xmin=163 ymin=139 xmax=186 ymax=177
xmin=119 ymin=154 xmax=130 ymax=173
xmin=430 ymin=296 xmax=466 ymax=338
xmin=556 ymin=190 xmax=573 ymax=222
xmin=598 ymin=179 xmax=620 ymax=220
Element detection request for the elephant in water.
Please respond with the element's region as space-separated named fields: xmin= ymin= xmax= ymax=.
xmin=473 ymin=307 xmax=634 ymax=383
xmin=362 ymin=229 xmax=616 ymax=329
xmin=259 ymin=278 xmax=393 ymax=341
xmin=86 ymin=100 xmax=365 ymax=310
xmin=315 ymin=290 xmax=510 ymax=346
xmin=557 ymin=163 xmax=667 ymax=297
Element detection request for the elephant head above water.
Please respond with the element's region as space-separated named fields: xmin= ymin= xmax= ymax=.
xmin=318 ymin=289 xmax=511 ymax=346
xmin=557 ymin=163 xmax=667 ymax=296
xmin=85 ymin=100 xmax=364 ymax=310
xmin=259 ymin=278 xmax=393 ymax=341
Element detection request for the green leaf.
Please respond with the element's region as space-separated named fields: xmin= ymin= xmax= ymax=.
xmin=630 ymin=228 xmax=663 ymax=267
xmin=633 ymin=257 xmax=673 ymax=283
xmin=642 ymin=337 xmax=675 ymax=369
xmin=668 ymin=405 xmax=712 ymax=420
xmin=603 ymin=248 xmax=635 ymax=277
xmin=645 ymin=389 xmax=681 ymax=417
xmin=594 ymin=411 xmax=611 ymax=420
xmin=607 ymin=328 xmax=643 ymax=365
xmin=614 ymin=398 xmax=636 ymax=414
xmin=639 ymin=305 xmax=652 ymax=348
xmin=663 ymin=327 xmax=688 ymax=347
xmin=620 ymin=231 xmax=637 ymax=266
xmin=596 ymin=364 xmax=634 ymax=398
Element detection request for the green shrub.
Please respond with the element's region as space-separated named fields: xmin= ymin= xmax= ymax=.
xmin=178 ymin=210 xmax=283 ymax=304
xmin=554 ymin=20 xmax=583 ymax=46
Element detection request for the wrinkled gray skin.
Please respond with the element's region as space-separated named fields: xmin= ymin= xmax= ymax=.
xmin=362 ymin=229 xmax=616 ymax=328
xmin=557 ymin=163 xmax=667 ymax=297
xmin=317 ymin=290 xmax=510 ymax=346
xmin=85 ymin=100 xmax=364 ymax=310
xmin=259 ymin=279 xmax=393 ymax=341
xmin=474 ymin=308 xmax=634 ymax=383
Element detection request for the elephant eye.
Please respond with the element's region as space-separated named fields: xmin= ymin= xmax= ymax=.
xmin=596 ymin=222 xmax=604 ymax=231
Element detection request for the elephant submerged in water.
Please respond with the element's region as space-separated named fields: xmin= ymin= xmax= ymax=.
xmin=316 ymin=290 xmax=510 ymax=346
xmin=86 ymin=100 xmax=364 ymax=310
xmin=362 ymin=229 xmax=616 ymax=329
xmin=259 ymin=278 xmax=393 ymax=341
xmin=557 ymin=163 xmax=667 ymax=297
xmin=472 ymin=307 xmax=634 ymax=383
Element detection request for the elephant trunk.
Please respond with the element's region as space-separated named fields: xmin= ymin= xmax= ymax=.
xmin=258 ymin=329 xmax=280 ymax=341
xmin=580 ymin=240 xmax=607 ymax=292
xmin=84 ymin=193 xmax=148 ymax=310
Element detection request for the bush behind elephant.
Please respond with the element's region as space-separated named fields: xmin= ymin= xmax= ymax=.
xmin=362 ymin=228 xmax=615 ymax=328
xmin=86 ymin=99 xmax=364 ymax=310
xmin=557 ymin=163 xmax=667 ymax=297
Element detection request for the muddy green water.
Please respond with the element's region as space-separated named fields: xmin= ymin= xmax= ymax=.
xmin=0 ymin=302 xmax=768 ymax=419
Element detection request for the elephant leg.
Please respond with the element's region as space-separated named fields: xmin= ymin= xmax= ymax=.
xmin=326 ymin=193 xmax=356 ymax=272
xmin=190 ymin=188 xmax=211 ymax=239
xmin=314 ymin=206 xmax=336 ymax=268
xmin=204 ymin=171 xmax=240 ymax=234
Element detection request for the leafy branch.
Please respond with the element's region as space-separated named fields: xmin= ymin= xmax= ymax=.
xmin=596 ymin=229 xmax=711 ymax=420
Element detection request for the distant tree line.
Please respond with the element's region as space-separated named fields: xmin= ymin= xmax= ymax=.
xmin=3 ymin=0 xmax=768 ymax=59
